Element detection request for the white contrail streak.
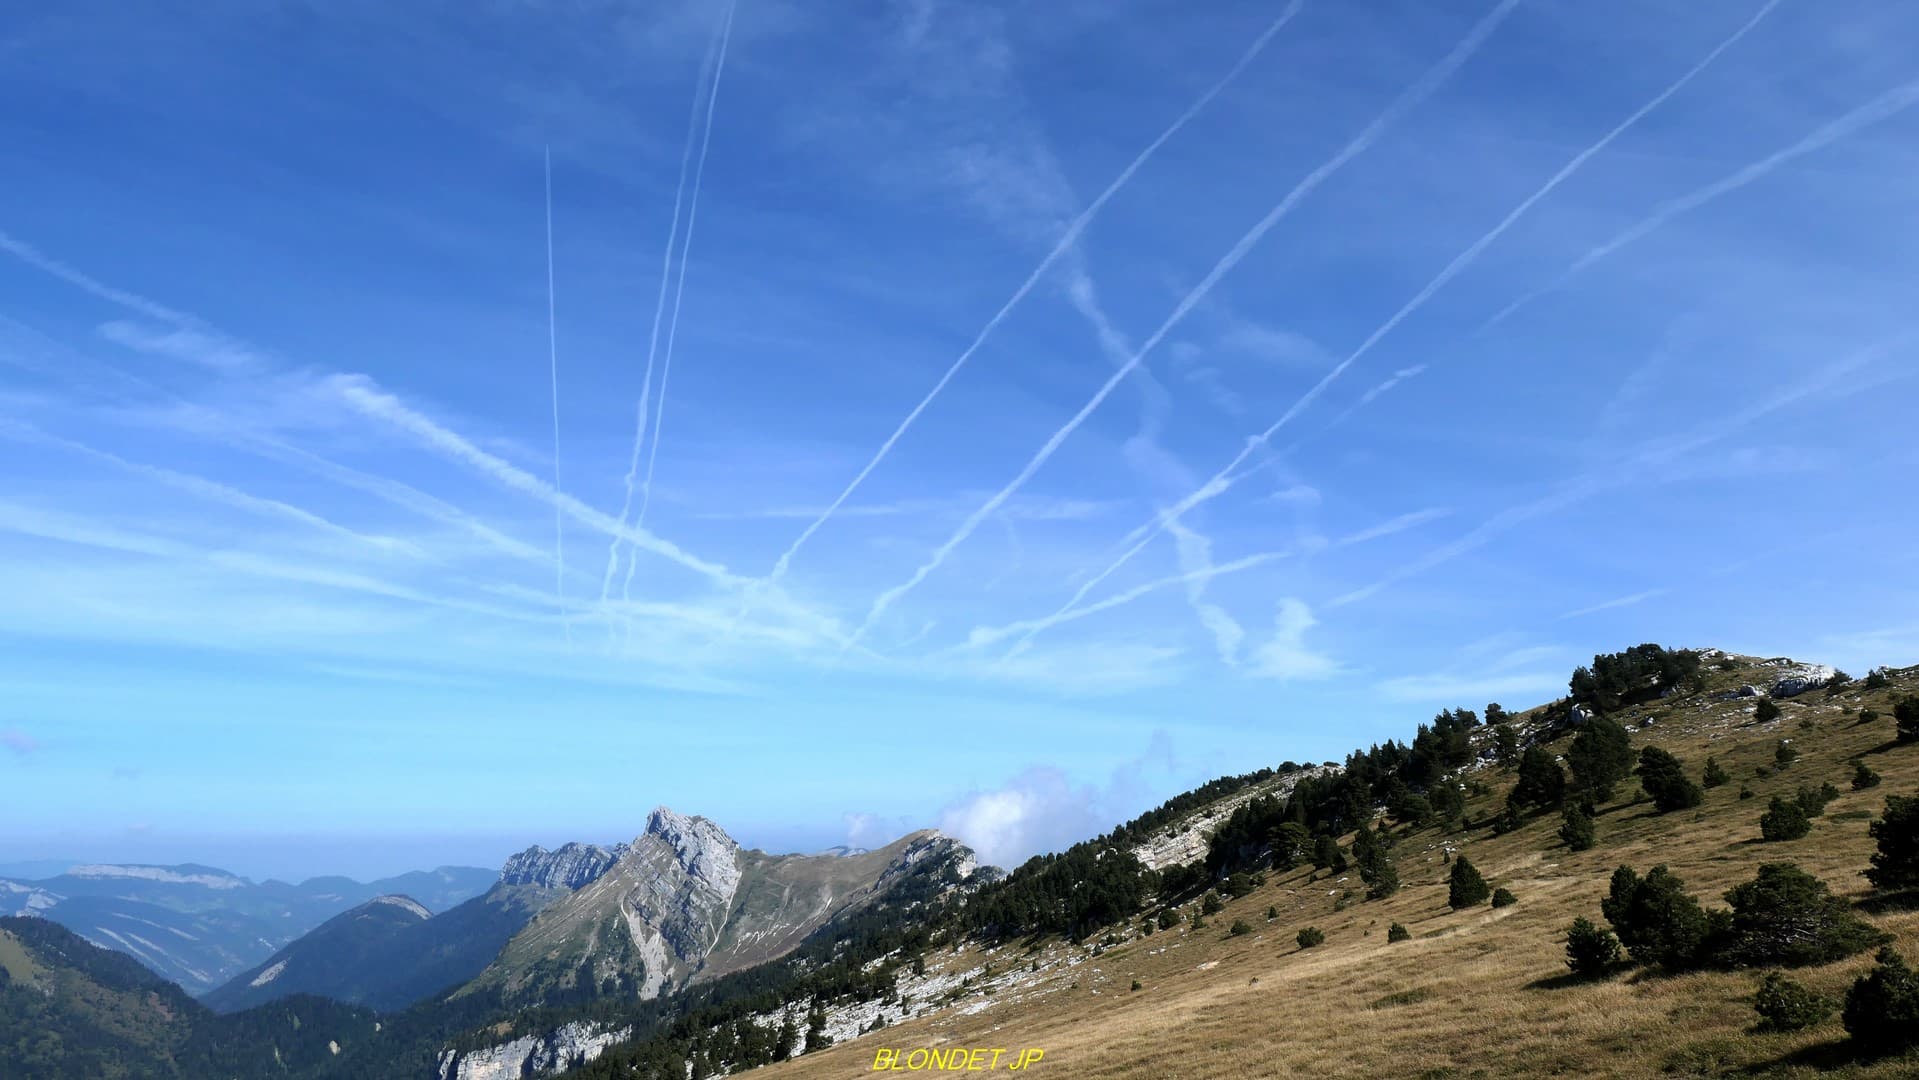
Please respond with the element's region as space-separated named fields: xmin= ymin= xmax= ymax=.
xmin=842 ymin=0 xmax=1521 ymax=652
xmin=1329 ymin=332 xmax=1912 ymax=608
xmin=754 ymin=0 xmax=1306 ymax=594
xmin=1480 ymin=74 xmax=1919 ymax=332
xmin=984 ymin=504 xmax=1450 ymax=664
xmin=624 ymin=0 xmax=738 ymax=605
xmin=1006 ymin=0 xmax=1775 ymax=656
xmin=544 ymin=146 xmax=569 ymax=635
xmin=599 ymin=15 xmax=729 ymax=610
xmin=702 ymin=0 xmax=1304 ymax=661
xmin=0 ymin=419 xmax=419 ymax=556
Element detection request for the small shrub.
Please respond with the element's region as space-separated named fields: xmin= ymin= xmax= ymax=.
xmin=1157 ymin=908 xmax=1178 ymax=930
xmin=1566 ymin=916 xmax=1620 ymax=978
xmin=1761 ymin=796 xmax=1812 ymax=842
xmin=1738 ymin=785 xmax=1755 ymax=800
xmin=1753 ymin=972 xmax=1835 ymax=1032
xmin=1131 ymin=979 xmax=1143 ymax=992
xmin=1756 ymin=698 xmax=1782 ymax=723
xmin=1228 ymin=919 xmax=1252 ymax=937
xmin=1140 ymin=920 xmax=1155 ymax=936
xmin=1774 ymin=740 xmax=1798 ymax=769
xmin=1842 ymin=946 xmax=1919 ymax=1053
xmin=1852 ymin=762 xmax=1881 ymax=790
xmin=1858 ymin=708 xmax=1880 ymax=725
xmin=1265 ymin=905 xmax=1279 ymax=921
xmin=1201 ymin=891 xmax=1224 ymax=915
xmin=1296 ymin=927 xmax=1325 ymax=949
xmin=1862 ymin=667 xmax=1889 ymax=691
xmin=1387 ymin=922 xmax=1410 ymax=943
xmin=1492 ymin=887 xmax=1517 ymax=908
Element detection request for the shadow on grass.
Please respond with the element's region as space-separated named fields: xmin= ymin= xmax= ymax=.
xmin=1861 ymin=739 xmax=1906 ymax=756
xmin=1854 ymin=890 xmax=1919 ymax=915
xmin=1522 ymin=965 xmax=1627 ymax=991
xmin=1748 ymin=1037 xmax=1893 ymax=1073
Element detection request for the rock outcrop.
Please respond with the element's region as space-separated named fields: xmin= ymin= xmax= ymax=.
xmin=500 ymin=842 xmax=628 ymax=890
xmin=436 ymin=1021 xmax=630 ymax=1080
xmin=1765 ymin=660 xmax=1837 ymax=698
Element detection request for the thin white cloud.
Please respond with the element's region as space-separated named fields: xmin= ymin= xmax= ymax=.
xmin=1377 ymin=670 xmax=1567 ymax=705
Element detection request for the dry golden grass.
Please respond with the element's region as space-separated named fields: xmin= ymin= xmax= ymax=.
xmin=753 ymin=661 xmax=1919 ymax=1080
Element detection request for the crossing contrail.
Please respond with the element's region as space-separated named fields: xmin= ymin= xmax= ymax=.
xmin=544 ymin=147 xmax=569 ymax=636
xmin=1480 ymin=73 xmax=1919 ymax=333
xmin=625 ymin=0 xmax=739 ymax=605
xmin=600 ymin=8 xmax=732 ymax=612
xmin=701 ymin=0 xmax=1305 ymax=659
xmin=841 ymin=0 xmax=1522 ymax=653
xmin=1004 ymin=0 xmax=1779 ymax=657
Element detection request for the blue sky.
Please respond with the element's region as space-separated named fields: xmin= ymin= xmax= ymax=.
xmin=3 ymin=0 xmax=1918 ymax=882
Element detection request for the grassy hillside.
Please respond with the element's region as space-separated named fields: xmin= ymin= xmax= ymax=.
xmin=745 ymin=656 xmax=1919 ymax=1080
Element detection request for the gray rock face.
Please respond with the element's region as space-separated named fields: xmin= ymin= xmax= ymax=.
xmin=499 ymin=842 xmax=628 ymax=890
xmin=1768 ymin=662 xmax=1836 ymax=698
xmin=436 ymin=1021 xmax=630 ymax=1080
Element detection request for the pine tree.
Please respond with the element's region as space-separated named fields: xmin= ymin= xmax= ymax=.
xmin=1352 ymin=822 xmax=1399 ymax=899
xmin=1866 ymin=794 xmax=1919 ymax=891
xmin=1565 ymin=916 xmax=1620 ymax=978
xmin=773 ymin=1016 xmax=799 ymax=1062
xmin=1568 ymin=716 xmax=1634 ymax=802
xmin=1774 ymin=739 xmax=1798 ymax=768
xmin=1448 ymin=855 xmax=1491 ymax=909
xmin=1756 ymin=697 xmax=1782 ymax=723
xmin=1852 ymin=761 xmax=1881 ymax=790
xmin=1388 ymin=922 xmax=1411 ymax=943
xmin=1312 ymin=834 xmax=1347 ymax=872
xmin=1559 ymin=803 xmax=1596 ymax=851
xmin=1510 ymin=746 xmax=1567 ymax=812
xmin=1760 ymin=795 xmax=1812 ymax=842
xmin=1842 ymin=946 xmax=1919 ymax=1052
xmin=1635 ymin=746 xmax=1703 ymax=813
xmin=1896 ymin=696 xmax=1919 ymax=743
xmin=803 ymin=1008 xmax=832 ymax=1054
xmin=1492 ymin=724 xmax=1520 ymax=768
xmin=1702 ymin=756 xmax=1730 ymax=789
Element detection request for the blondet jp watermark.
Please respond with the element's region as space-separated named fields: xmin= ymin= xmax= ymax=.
xmin=871 ymin=1048 xmax=1046 ymax=1071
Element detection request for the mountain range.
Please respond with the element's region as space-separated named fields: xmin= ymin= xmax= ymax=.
xmin=4 ymin=648 xmax=1916 ymax=1080
xmin=0 ymin=861 xmax=498 ymax=993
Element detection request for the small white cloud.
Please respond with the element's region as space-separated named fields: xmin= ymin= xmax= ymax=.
xmin=1246 ymin=598 xmax=1339 ymax=680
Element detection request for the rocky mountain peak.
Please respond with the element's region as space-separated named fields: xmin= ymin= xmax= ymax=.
xmin=641 ymin=806 xmax=743 ymax=897
xmin=499 ymin=842 xmax=628 ymax=890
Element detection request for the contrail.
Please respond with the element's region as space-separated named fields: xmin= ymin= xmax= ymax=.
xmin=986 ymin=504 xmax=1449 ymax=664
xmin=0 ymin=419 xmax=420 ymax=557
xmin=1329 ymin=331 xmax=1912 ymax=608
xmin=753 ymin=0 xmax=1308 ymax=591
xmin=599 ymin=13 xmax=730 ymax=610
xmin=329 ymin=372 xmax=857 ymax=645
xmin=842 ymin=0 xmax=1522 ymax=653
xmin=544 ymin=146 xmax=569 ymax=635
xmin=954 ymin=549 xmax=1297 ymax=654
xmin=1005 ymin=0 xmax=1774 ymax=656
xmin=1480 ymin=73 xmax=1919 ymax=332
xmin=624 ymin=0 xmax=739 ymax=605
